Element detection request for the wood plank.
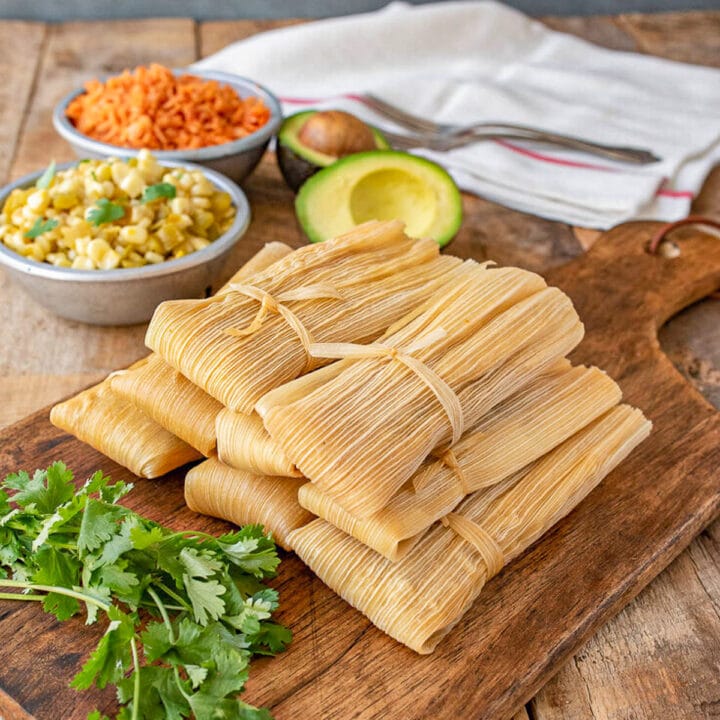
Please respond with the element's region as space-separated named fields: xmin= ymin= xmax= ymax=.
xmin=0 ymin=19 xmax=197 ymax=425
xmin=0 ymin=21 xmax=45 ymax=184
xmin=0 ymin=374 xmax=105 ymax=429
xmin=541 ymin=15 xmax=639 ymax=52
xmin=0 ymin=220 xmax=719 ymax=720
xmin=199 ymin=18 xmax=304 ymax=57
xmin=618 ymin=10 xmax=720 ymax=68
xmin=531 ymin=526 xmax=720 ymax=720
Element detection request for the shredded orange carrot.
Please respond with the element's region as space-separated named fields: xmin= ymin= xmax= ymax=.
xmin=66 ymin=64 xmax=271 ymax=151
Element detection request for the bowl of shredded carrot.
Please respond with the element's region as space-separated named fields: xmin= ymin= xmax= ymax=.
xmin=53 ymin=64 xmax=282 ymax=184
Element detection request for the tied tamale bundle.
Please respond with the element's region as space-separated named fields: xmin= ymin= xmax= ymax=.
xmin=298 ymin=362 xmax=622 ymax=560
xmin=52 ymin=242 xmax=294 ymax=473
xmin=229 ymin=300 xmax=582 ymax=478
xmin=216 ymin=409 xmax=301 ymax=477
xmin=50 ymin=382 xmax=200 ymax=478
xmin=110 ymin=241 xmax=295 ymax=455
xmin=288 ymin=405 xmax=651 ymax=654
xmin=145 ymin=220 xmax=463 ymax=413
xmin=261 ymin=263 xmax=584 ymax=517
xmin=110 ymin=354 xmax=223 ymax=456
xmin=184 ymin=457 xmax=313 ymax=550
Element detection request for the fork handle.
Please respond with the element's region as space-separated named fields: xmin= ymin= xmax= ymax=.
xmin=456 ymin=126 xmax=659 ymax=164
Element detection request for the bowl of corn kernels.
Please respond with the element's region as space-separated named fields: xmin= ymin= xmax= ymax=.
xmin=0 ymin=151 xmax=250 ymax=325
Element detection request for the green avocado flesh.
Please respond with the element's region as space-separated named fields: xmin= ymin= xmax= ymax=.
xmin=277 ymin=111 xmax=390 ymax=192
xmin=295 ymin=150 xmax=463 ymax=247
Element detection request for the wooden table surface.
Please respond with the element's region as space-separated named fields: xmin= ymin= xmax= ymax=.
xmin=0 ymin=10 xmax=719 ymax=720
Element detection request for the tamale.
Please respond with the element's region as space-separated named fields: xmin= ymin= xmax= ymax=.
xmin=184 ymin=457 xmax=313 ymax=550
xmin=110 ymin=242 xmax=295 ymax=454
xmin=288 ymin=405 xmax=651 ymax=654
xmin=220 ymin=241 xmax=295 ymax=286
xmin=251 ymin=293 xmax=583 ymax=478
xmin=145 ymin=220 xmax=463 ymax=413
xmin=216 ymin=409 xmax=301 ymax=477
xmin=262 ymin=263 xmax=583 ymax=517
xmin=298 ymin=363 xmax=622 ymax=560
xmin=50 ymin=381 xmax=200 ymax=478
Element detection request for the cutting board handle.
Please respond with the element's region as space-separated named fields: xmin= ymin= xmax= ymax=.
xmin=547 ymin=220 xmax=720 ymax=336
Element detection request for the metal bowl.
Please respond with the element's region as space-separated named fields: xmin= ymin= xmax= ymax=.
xmin=52 ymin=69 xmax=283 ymax=184
xmin=0 ymin=160 xmax=251 ymax=326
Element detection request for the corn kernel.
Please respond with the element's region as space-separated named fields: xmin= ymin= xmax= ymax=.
xmin=95 ymin=164 xmax=112 ymax=182
xmin=190 ymin=237 xmax=210 ymax=251
xmin=98 ymin=248 xmax=121 ymax=269
xmin=193 ymin=210 xmax=214 ymax=231
xmin=27 ymin=189 xmax=50 ymax=212
xmin=88 ymin=238 xmax=111 ymax=264
xmin=111 ymin=161 xmax=131 ymax=186
xmin=53 ymin=193 xmax=78 ymax=210
xmin=119 ymin=225 xmax=148 ymax=246
xmin=170 ymin=197 xmax=191 ymax=215
xmin=75 ymin=237 xmax=91 ymax=256
xmin=120 ymin=170 xmax=146 ymax=198
xmin=72 ymin=256 xmax=95 ymax=270
xmin=145 ymin=251 xmax=164 ymax=264
xmin=212 ymin=192 xmax=232 ymax=212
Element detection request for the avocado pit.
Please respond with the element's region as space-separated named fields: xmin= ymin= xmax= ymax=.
xmin=298 ymin=111 xmax=378 ymax=158
xmin=276 ymin=110 xmax=391 ymax=192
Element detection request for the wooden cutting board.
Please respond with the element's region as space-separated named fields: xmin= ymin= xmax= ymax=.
xmin=0 ymin=220 xmax=719 ymax=720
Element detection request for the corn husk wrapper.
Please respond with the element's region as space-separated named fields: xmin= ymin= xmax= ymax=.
xmin=216 ymin=409 xmax=300 ymax=477
xmin=253 ymin=293 xmax=583 ymax=480
xmin=261 ymin=264 xmax=584 ymax=517
xmin=220 ymin=241 xmax=295 ymax=286
xmin=288 ymin=405 xmax=651 ymax=654
xmin=50 ymin=381 xmax=200 ymax=478
xmin=109 ymin=354 xmax=222 ymax=456
xmin=145 ymin=220 xmax=463 ymax=413
xmin=109 ymin=242 xmax=294 ymax=455
xmin=246 ymin=294 xmax=582 ymax=478
xmin=299 ymin=363 xmax=621 ymax=560
xmin=184 ymin=457 xmax=313 ymax=550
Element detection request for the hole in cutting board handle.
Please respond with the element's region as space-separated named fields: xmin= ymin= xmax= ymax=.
xmin=646 ymin=215 xmax=720 ymax=256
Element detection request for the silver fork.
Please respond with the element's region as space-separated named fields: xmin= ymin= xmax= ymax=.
xmin=361 ymin=93 xmax=660 ymax=165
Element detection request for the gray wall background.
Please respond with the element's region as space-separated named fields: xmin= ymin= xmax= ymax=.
xmin=1 ymin=0 xmax=719 ymax=21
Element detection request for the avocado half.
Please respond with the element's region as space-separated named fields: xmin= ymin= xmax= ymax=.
xmin=277 ymin=110 xmax=390 ymax=192
xmin=295 ymin=150 xmax=463 ymax=248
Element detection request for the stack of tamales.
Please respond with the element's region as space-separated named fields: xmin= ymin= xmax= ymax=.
xmin=50 ymin=219 xmax=651 ymax=653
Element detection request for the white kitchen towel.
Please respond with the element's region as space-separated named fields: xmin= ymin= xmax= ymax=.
xmin=195 ymin=1 xmax=720 ymax=228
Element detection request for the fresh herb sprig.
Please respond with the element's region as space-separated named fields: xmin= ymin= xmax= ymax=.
xmin=0 ymin=463 xmax=290 ymax=720
xmin=25 ymin=217 xmax=59 ymax=239
xmin=87 ymin=198 xmax=125 ymax=226
xmin=36 ymin=160 xmax=56 ymax=189
xmin=142 ymin=183 xmax=177 ymax=204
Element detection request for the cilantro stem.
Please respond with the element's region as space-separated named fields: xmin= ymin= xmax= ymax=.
xmin=0 ymin=591 xmax=46 ymax=602
xmin=129 ymin=637 xmax=141 ymax=720
xmin=147 ymin=587 xmax=174 ymax=640
xmin=162 ymin=529 xmax=218 ymax=544
xmin=0 ymin=579 xmax=111 ymax=612
xmin=147 ymin=587 xmax=193 ymax=703
xmin=155 ymin=581 xmax=192 ymax=612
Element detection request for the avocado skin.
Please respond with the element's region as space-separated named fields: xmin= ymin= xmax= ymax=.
xmin=277 ymin=142 xmax=323 ymax=193
xmin=276 ymin=110 xmax=390 ymax=193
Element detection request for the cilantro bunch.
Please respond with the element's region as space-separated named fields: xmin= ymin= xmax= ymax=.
xmin=0 ymin=463 xmax=290 ymax=720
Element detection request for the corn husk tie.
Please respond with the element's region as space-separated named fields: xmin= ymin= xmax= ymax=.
xmin=440 ymin=513 xmax=504 ymax=578
xmin=309 ymin=328 xmax=464 ymax=446
xmin=225 ymin=283 xmax=344 ymax=371
xmin=431 ymin=449 xmax=470 ymax=495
